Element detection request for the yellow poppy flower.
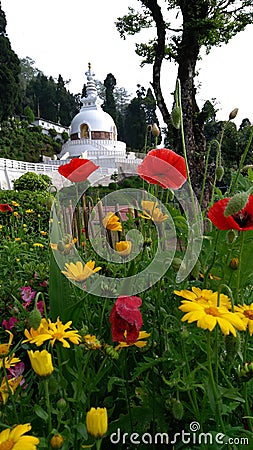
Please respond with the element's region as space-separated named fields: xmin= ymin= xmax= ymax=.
xmin=62 ymin=260 xmax=101 ymax=282
xmin=33 ymin=243 xmax=44 ymax=248
xmin=28 ymin=349 xmax=54 ymax=377
xmin=0 ymin=423 xmax=39 ymax=449
xmin=174 ymin=287 xmax=231 ymax=309
xmin=234 ymin=304 xmax=253 ymax=335
xmin=13 ymin=211 xmax=19 ymax=217
xmin=23 ymin=317 xmax=81 ymax=348
xmin=102 ymin=212 xmax=122 ymax=231
xmin=25 ymin=209 xmax=34 ymax=213
xmin=179 ymin=301 xmax=246 ymax=336
xmin=0 ymin=331 xmax=13 ymax=357
xmin=115 ymin=331 xmax=151 ymax=350
xmin=0 ymin=375 xmax=23 ymax=404
xmin=11 ymin=201 xmax=20 ymax=207
xmin=115 ymin=241 xmax=132 ymax=256
xmin=86 ymin=407 xmax=108 ymax=438
xmin=40 ymin=231 xmax=47 ymax=236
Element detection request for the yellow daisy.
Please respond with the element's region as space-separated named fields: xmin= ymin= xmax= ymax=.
xmin=0 ymin=354 xmax=20 ymax=369
xmin=115 ymin=331 xmax=151 ymax=350
xmin=23 ymin=317 xmax=81 ymax=348
xmin=234 ymin=304 xmax=253 ymax=335
xmin=0 ymin=375 xmax=23 ymax=404
xmin=102 ymin=212 xmax=122 ymax=231
xmin=174 ymin=287 xmax=231 ymax=309
xmin=62 ymin=260 xmax=101 ymax=282
xmin=0 ymin=423 xmax=39 ymax=449
xmin=0 ymin=331 xmax=13 ymax=357
xmin=84 ymin=334 xmax=102 ymax=350
xmin=179 ymin=302 xmax=246 ymax=336
xmin=140 ymin=207 xmax=168 ymax=223
xmin=141 ymin=200 xmax=158 ymax=213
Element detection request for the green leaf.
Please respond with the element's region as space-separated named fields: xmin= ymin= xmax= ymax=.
xmin=34 ymin=404 xmax=48 ymax=421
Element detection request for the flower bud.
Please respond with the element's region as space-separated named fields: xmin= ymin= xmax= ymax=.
xmin=151 ymin=123 xmax=160 ymax=137
xmin=105 ymin=345 xmax=119 ymax=360
xmin=57 ymin=398 xmax=67 ymax=410
xmin=229 ymin=258 xmax=239 ymax=270
xmin=50 ymin=434 xmax=64 ymax=449
xmin=86 ymin=407 xmax=108 ymax=438
xmin=229 ymin=108 xmax=238 ymax=121
xmin=238 ymin=362 xmax=253 ymax=381
xmin=171 ymin=257 xmax=183 ymax=272
xmin=27 ymin=309 xmax=42 ymax=330
xmin=224 ymin=192 xmax=250 ymax=217
xmin=226 ymin=229 xmax=238 ymax=244
xmin=215 ymin=165 xmax=224 ymax=182
xmin=172 ymin=399 xmax=184 ymax=420
xmin=171 ymin=106 xmax=181 ymax=129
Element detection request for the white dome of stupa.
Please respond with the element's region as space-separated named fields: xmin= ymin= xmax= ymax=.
xmin=69 ymin=64 xmax=117 ymax=141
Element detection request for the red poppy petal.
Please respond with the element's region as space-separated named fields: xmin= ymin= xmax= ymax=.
xmin=0 ymin=203 xmax=13 ymax=212
xmin=137 ymin=148 xmax=187 ymax=189
xmin=207 ymin=198 xmax=241 ymax=230
xmin=58 ymin=158 xmax=99 ymax=182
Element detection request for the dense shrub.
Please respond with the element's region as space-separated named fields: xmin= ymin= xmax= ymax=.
xmin=13 ymin=171 xmax=51 ymax=191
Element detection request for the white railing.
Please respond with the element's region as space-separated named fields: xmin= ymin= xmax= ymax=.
xmin=0 ymin=158 xmax=61 ymax=172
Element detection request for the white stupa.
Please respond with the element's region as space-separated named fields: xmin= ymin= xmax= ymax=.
xmin=58 ymin=63 xmax=138 ymax=179
xmin=0 ymin=64 xmax=141 ymax=189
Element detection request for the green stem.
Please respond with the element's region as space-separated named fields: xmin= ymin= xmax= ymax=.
xmin=96 ymin=439 xmax=103 ymax=450
xmin=44 ymin=378 xmax=52 ymax=434
xmin=200 ymin=141 xmax=212 ymax=207
xmin=207 ymin=332 xmax=226 ymax=433
xmin=235 ymin=232 xmax=245 ymax=306
xmin=229 ymin=125 xmax=253 ymax=194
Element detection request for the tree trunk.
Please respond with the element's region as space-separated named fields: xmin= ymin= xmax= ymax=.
xmin=176 ymin=22 xmax=207 ymax=199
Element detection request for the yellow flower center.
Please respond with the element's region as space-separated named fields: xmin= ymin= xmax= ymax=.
xmin=205 ymin=306 xmax=220 ymax=317
xmin=244 ymin=310 xmax=253 ymax=320
xmin=0 ymin=440 xmax=15 ymax=450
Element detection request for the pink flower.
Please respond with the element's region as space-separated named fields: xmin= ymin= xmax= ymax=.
xmin=8 ymin=362 xmax=27 ymax=389
xmin=20 ymin=286 xmax=36 ymax=303
xmin=36 ymin=301 xmax=44 ymax=315
xmin=2 ymin=317 xmax=18 ymax=330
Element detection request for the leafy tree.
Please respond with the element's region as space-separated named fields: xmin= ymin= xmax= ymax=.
xmin=102 ymin=73 xmax=117 ymax=123
xmin=0 ymin=118 xmax=62 ymax=162
xmin=0 ymin=2 xmax=20 ymax=121
xmin=125 ymin=85 xmax=160 ymax=151
xmin=23 ymin=105 xmax=35 ymax=124
xmin=116 ymin=0 xmax=253 ymax=198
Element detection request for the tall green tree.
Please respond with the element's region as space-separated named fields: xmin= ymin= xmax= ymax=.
xmin=0 ymin=2 xmax=20 ymax=121
xmin=102 ymin=73 xmax=117 ymax=123
xmin=125 ymin=85 xmax=160 ymax=151
xmin=116 ymin=0 xmax=253 ymax=198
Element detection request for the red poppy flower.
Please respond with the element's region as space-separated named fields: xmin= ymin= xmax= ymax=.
xmin=0 ymin=204 xmax=13 ymax=213
xmin=137 ymin=148 xmax=187 ymax=189
xmin=58 ymin=158 xmax=99 ymax=182
xmin=109 ymin=296 xmax=143 ymax=344
xmin=208 ymin=195 xmax=253 ymax=231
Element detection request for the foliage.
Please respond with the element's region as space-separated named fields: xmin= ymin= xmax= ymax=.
xmin=13 ymin=172 xmax=52 ymax=192
xmin=0 ymin=3 xmax=20 ymax=121
xmin=0 ymin=118 xmax=61 ymax=161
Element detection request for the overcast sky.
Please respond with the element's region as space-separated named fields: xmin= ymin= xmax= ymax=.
xmin=2 ymin=0 xmax=253 ymax=126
